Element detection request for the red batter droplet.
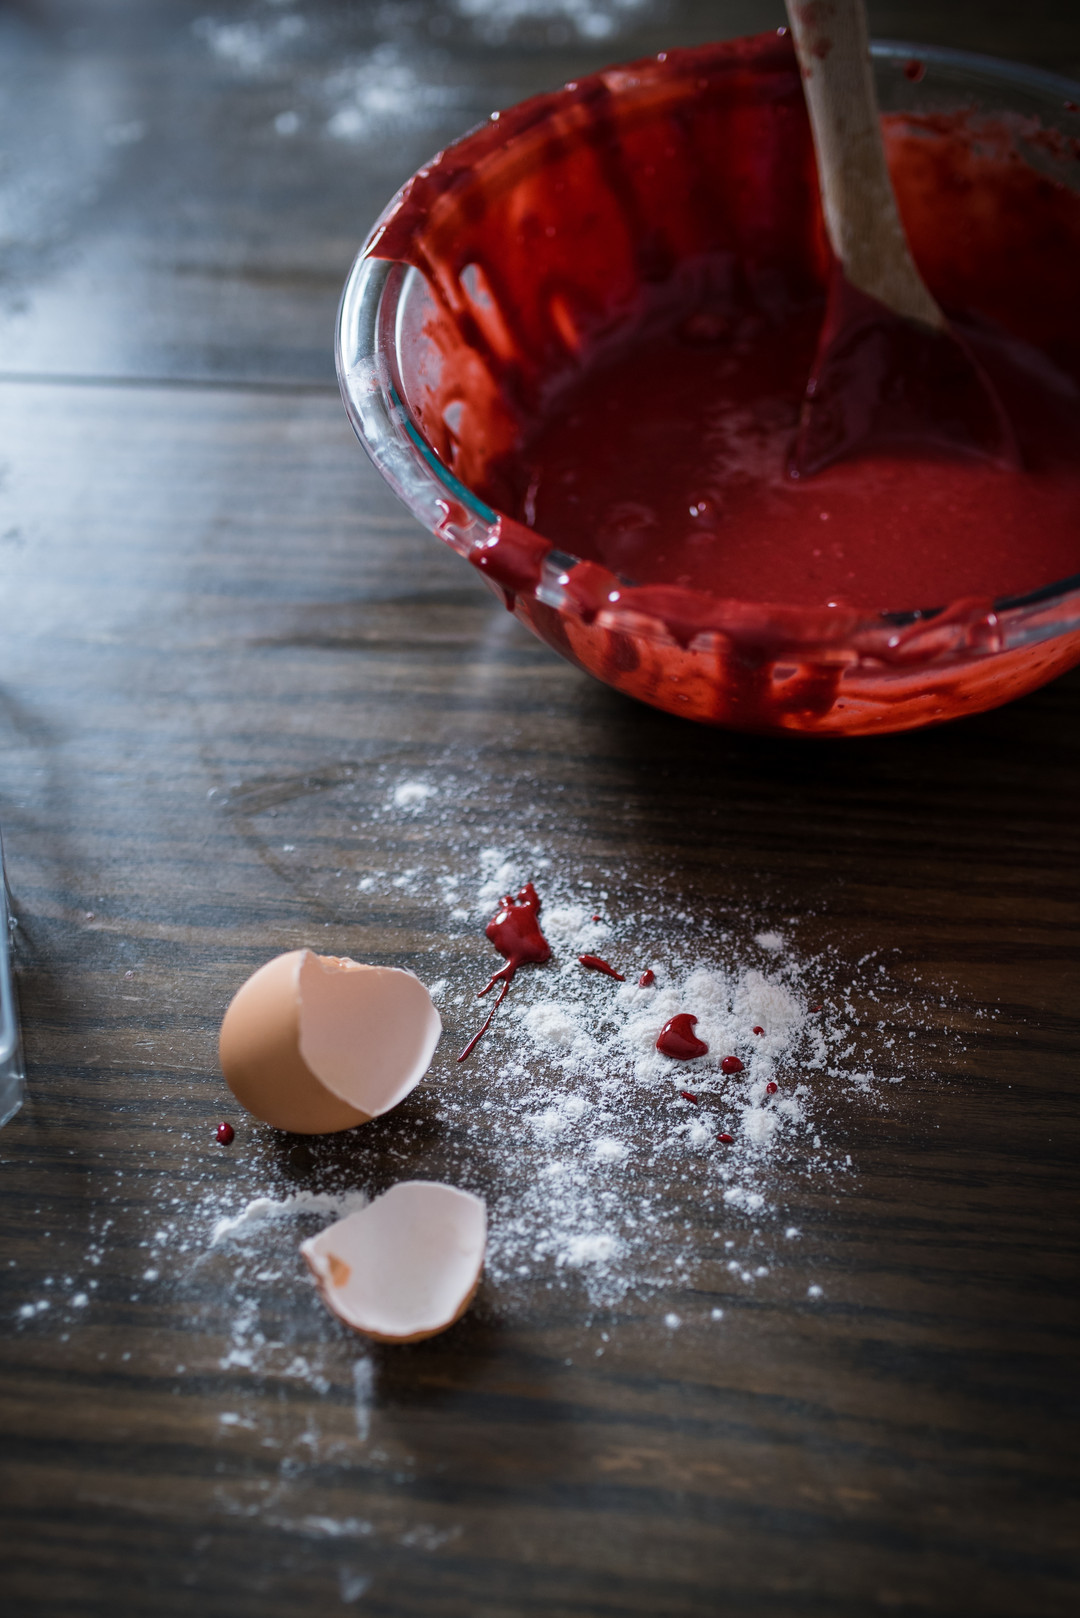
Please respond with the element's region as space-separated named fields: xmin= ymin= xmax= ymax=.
xmin=215 ymin=1121 xmax=235 ymax=1146
xmin=459 ymin=882 xmax=552 ymax=1061
xmin=765 ymin=1081 xmax=778 ymax=1095
xmin=809 ymin=1003 xmax=823 ymax=1013
xmin=639 ymin=969 xmax=655 ymax=988
xmin=720 ymin=1055 xmax=744 ymax=1075
xmin=752 ymin=1025 xmax=764 ymax=1035
xmin=903 ymin=58 xmax=925 ymax=82
xmin=656 ymin=1014 xmax=708 ymax=1060
xmin=591 ymin=913 xmax=601 ymax=922
xmin=578 ymin=954 xmax=625 ymax=980
xmin=718 ymin=1132 xmax=735 ymax=1145
xmin=679 ymin=1090 xmax=699 ymax=1105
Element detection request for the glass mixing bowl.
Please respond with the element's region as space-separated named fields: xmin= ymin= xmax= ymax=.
xmin=337 ymin=39 xmax=1080 ymax=737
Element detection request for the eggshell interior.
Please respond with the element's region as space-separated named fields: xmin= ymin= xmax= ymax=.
xmin=300 ymin=1181 xmax=487 ymax=1343
xmin=298 ymin=955 xmax=441 ymax=1118
xmin=219 ymin=950 xmax=441 ymax=1134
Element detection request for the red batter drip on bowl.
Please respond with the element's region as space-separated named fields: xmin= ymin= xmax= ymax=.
xmin=656 ymin=1014 xmax=709 ymax=1060
xmin=459 ymin=882 xmax=552 ymax=1062
xmin=368 ymin=31 xmax=1080 ymax=733
xmin=578 ymin=954 xmax=625 ymax=980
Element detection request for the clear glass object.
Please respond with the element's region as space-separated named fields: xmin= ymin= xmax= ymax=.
xmin=0 ymin=828 xmax=24 ymax=1127
xmin=337 ymin=42 xmax=1080 ymax=737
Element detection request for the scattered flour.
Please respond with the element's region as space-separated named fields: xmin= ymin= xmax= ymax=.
xmin=391 ymin=778 xmax=437 ymax=810
xmin=194 ymin=12 xmax=306 ymax=74
xmin=370 ymin=837 xmax=922 ymax=1309
xmin=523 ymin=1001 xmax=580 ymax=1048
xmin=322 ymin=45 xmax=462 ymax=142
xmin=453 ymin=0 xmax=651 ymax=44
xmin=193 ymin=11 xmax=468 ymax=145
xmin=265 ymin=796 xmax=928 ymax=1320
xmin=210 ymin=1188 xmax=369 ymax=1246
xmin=339 ymin=1568 xmax=373 ymax=1604
xmin=9 ymin=751 xmax=957 ymax=1594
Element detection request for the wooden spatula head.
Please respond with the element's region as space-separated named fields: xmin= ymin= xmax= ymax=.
xmin=784 ymin=0 xmax=1019 ymax=477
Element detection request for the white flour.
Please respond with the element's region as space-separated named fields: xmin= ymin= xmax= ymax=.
xmin=453 ymin=0 xmax=651 ymax=44
xmin=321 ymin=45 xmax=467 ymax=143
xmin=193 ymin=0 xmax=659 ymax=150
xmin=194 ymin=11 xmax=307 ymax=74
xmin=210 ymin=1187 xmax=369 ymax=1246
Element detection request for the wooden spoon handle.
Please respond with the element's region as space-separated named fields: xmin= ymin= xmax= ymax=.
xmin=784 ymin=0 xmax=944 ymax=329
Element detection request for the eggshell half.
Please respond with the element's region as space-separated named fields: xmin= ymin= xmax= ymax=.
xmin=300 ymin=1181 xmax=487 ymax=1343
xmin=219 ymin=950 xmax=442 ymax=1134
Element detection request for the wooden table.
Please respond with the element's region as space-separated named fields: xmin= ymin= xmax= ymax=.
xmin=1 ymin=4 xmax=1078 ymax=1614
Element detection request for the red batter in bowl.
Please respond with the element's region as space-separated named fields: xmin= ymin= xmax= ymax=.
xmin=340 ymin=31 xmax=1080 ymax=736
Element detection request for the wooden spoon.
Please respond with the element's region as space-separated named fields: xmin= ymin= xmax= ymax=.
xmin=784 ymin=0 xmax=1018 ymax=477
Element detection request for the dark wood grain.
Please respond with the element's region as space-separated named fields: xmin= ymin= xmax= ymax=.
xmin=1 ymin=4 xmax=1079 ymax=1616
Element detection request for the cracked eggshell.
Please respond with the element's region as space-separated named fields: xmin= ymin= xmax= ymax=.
xmin=300 ymin=1181 xmax=487 ymax=1343
xmin=219 ymin=950 xmax=441 ymax=1134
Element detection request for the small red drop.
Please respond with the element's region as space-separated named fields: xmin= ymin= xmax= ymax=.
xmin=765 ymin=1081 xmax=778 ymax=1095
xmin=717 ymin=1132 xmax=734 ymax=1145
xmin=578 ymin=954 xmax=625 ymax=980
xmin=720 ymin=1055 xmax=744 ymax=1075
xmin=638 ymin=969 xmax=655 ymax=987
xmin=656 ymin=1013 xmax=708 ymax=1060
xmin=680 ymin=1090 xmax=699 ymax=1104
xmin=481 ymin=884 xmax=552 ymax=987
xmin=591 ymin=913 xmax=601 ymax=922
xmin=216 ymin=1122 xmax=235 ymax=1146
xmin=903 ymin=58 xmax=925 ymax=82
xmin=809 ymin=1003 xmax=823 ymax=1013
xmin=752 ymin=1025 xmax=764 ymax=1035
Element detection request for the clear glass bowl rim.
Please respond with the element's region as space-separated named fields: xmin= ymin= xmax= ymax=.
xmin=336 ymin=40 xmax=1080 ymax=659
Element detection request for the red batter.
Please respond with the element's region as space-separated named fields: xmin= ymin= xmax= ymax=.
xmin=459 ymin=882 xmax=552 ymax=1061
xmin=372 ymin=32 xmax=1080 ymax=618
xmin=478 ymin=881 xmax=551 ymax=995
xmin=505 ymin=291 xmax=1080 ymax=611
xmin=578 ymin=953 xmax=625 ymax=980
xmin=656 ymin=1014 xmax=709 ymax=1060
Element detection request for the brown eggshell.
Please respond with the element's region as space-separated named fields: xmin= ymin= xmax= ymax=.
xmin=219 ymin=950 xmax=441 ymax=1134
xmin=300 ymin=1181 xmax=487 ymax=1343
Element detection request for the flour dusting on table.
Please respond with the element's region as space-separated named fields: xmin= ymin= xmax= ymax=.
xmin=406 ymin=844 xmax=904 ymax=1307
xmin=7 ymin=754 xmax=962 ymax=1571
